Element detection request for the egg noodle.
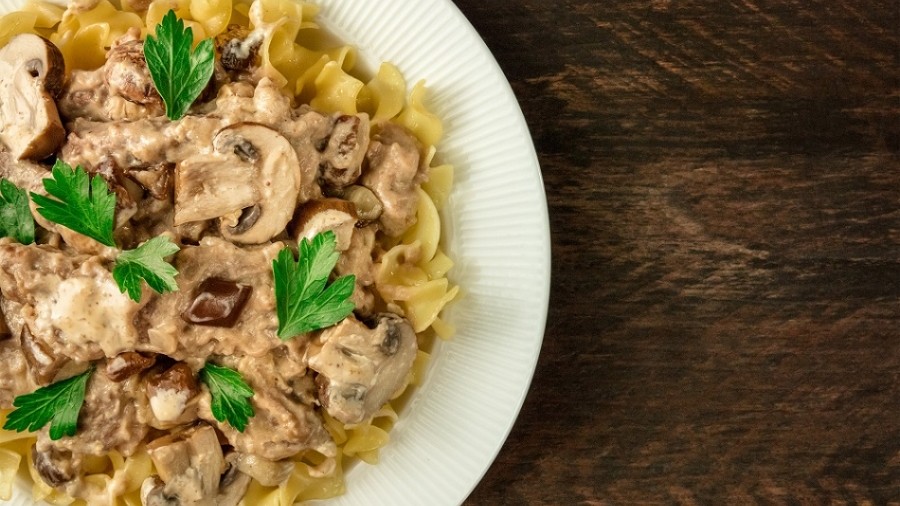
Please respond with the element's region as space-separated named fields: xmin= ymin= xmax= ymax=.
xmin=0 ymin=0 xmax=458 ymax=503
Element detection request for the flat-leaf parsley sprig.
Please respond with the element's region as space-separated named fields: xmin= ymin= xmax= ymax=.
xmin=2 ymin=367 xmax=94 ymax=441
xmin=200 ymin=363 xmax=255 ymax=432
xmin=30 ymin=160 xmax=180 ymax=302
xmin=0 ymin=178 xmax=35 ymax=244
xmin=30 ymin=160 xmax=116 ymax=247
xmin=144 ymin=10 xmax=215 ymax=121
xmin=273 ymin=230 xmax=356 ymax=340
xmin=113 ymin=236 xmax=181 ymax=301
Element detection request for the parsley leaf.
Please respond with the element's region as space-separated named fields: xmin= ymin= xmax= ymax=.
xmin=30 ymin=159 xmax=116 ymax=247
xmin=200 ymin=363 xmax=254 ymax=432
xmin=144 ymin=10 xmax=215 ymax=121
xmin=113 ymin=236 xmax=180 ymax=302
xmin=2 ymin=367 xmax=94 ymax=441
xmin=29 ymin=160 xmax=180 ymax=301
xmin=0 ymin=179 xmax=35 ymax=244
xmin=273 ymin=230 xmax=356 ymax=339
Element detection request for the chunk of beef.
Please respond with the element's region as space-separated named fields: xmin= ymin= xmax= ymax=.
xmin=135 ymin=237 xmax=283 ymax=360
xmin=36 ymin=370 xmax=149 ymax=458
xmin=318 ymin=114 xmax=370 ymax=189
xmin=336 ymin=225 xmax=377 ymax=315
xmin=0 ymin=338 xmax=37 ymax=408
xmin=200 ymin=351 xmax=334 ymax=461
xmin=0 ymin=240 xmax=143 ymax=361
xmin=58 ymin=30 xmax=164 ymax=121
xmin=360 ymin=124 xmax=426 ymax=236
xmin=307 ymin=313 xmax=418 ymax=424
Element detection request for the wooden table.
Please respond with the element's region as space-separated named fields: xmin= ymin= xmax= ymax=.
xmin=454 ymin=1 xmax=900 ymax=503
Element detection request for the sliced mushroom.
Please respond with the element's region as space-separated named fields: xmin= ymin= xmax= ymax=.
xmin=217 ymin=455 xmax=252 ymax=506
xmin=105 ymin=351 xmax=156 ymax=382
xmin=140 ymin=476 xmax=178 ymax=506
xmin=19 ymin=325 xmax=67 ymax=384
xmin=318 ymin=114 xmax=370 ymax=189
xmin=145 ymin=424 xmax=225 ymax=504
xmin=0 ymin=34 xmax=66 ymax=160
xmin=31 ymin=444 xmax=76 ymax=487
xmin=293 ymin=198 xmax=357 ymax=251
xmin=145 ymin=363 xmax=199 ymax=424
xmin=105 ymin=38 xmax=162 ymax=106
xmin=174 ymin=123 xmax=303 ymax=244
xmin=127 ymin=162 xmax=173 ymax=200
xmin=307 ymin=313 xmax=418 ymax=424
xmin=93 ymin=157 xmax=139 ymax=228
xmin=173 ymin=153 xmax=257 ymax=226
xmin=215 ymin=25 xmax=263 ymax=73
xmin=144 ymin=453 xmax=252 ymax=506
xmin=181 ymin=277 xmax=253 ymax=327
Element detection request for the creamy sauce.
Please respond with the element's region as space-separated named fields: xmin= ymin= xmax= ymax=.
xmin=46 ymin=277 xmax=138 ymax=356
xmin=150 ymin=388 xmax=189 ymax=422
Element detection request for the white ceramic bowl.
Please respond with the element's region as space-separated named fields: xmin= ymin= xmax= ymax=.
xmin=0 ymin=0 xmax=551 ymax=504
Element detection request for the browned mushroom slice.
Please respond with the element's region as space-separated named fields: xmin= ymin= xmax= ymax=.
xmin=105 ymin=351 xmax=156 ymax=382
xmin=307 ymin=313 xmax=418 ymax=424
xmin=31 ymin=444 xmax=77 ymax=488
xmin=173 ymin=154 xmax=257 ymax=226
xmin=174 ymin=123 xmax=303 ymax=245
xmin=126 ymin=163 xmax=173 ymax=200
xmin=217 ymin=454 xmax=253 ymax=505
xmin=144 ymin=424 xmax=235 ymax=505
xmin=145 ymin=362 xmax=199 ymax=424
xmin=19 ymin=325 xmax=68 ymax=385
xmin=216 ymin=25 xmax=264 ymax=72
xmin=318 ymin=114 xmax=370 ymax=189
xmin=105 ymin=38 xmax=162 ymax=106
xmin=0 ymin=34 xmax=66 ymax=160
xmin=181 ymin=277 xmax=253 ymax=327
xmin=293 ymin=198 xmax=358 ymax=251
xmin=215 ymin=124 xmax=303 ymax=244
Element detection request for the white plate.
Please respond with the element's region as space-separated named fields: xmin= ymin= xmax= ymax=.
xmin=0 ymin=0 xmax=550 ymax=504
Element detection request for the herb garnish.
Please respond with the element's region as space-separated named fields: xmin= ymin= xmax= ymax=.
xmin=30 ymin=160 xmax=116 ymax=247
xmin=29 ymin=160 xmax=180 ymax=302
xmin=200 ymin=363 xmax=255 ymax=432
xmin=113 ymin=236 xmax=181 ymax=302
xmin=144 ymin=10 xmax=215 ymax=121
xmin=0 ymin=179 xmax=35 ymax=244
xmin=2 ymin=367 xmax=94 ymax=440
xmin=273 ymin=230 xmax=356 ymax=340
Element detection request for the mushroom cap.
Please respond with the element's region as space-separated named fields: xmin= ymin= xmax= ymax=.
xmin=293 ymin=198 xmax=358 ymax=251
xmin=0 ymin=34 xmax=66 ymax=160
xmin=173 ymin=122 xmax=303 ymax=245
xmin=1 ymin=34 xmax=65 ymax=96
xmin=215 ymin=123 xmax=303 ymax=244
xmin=318 ymin=114 xmax=370 ymax=189
xmin=104 ymin=39 xmax=162 ymax=106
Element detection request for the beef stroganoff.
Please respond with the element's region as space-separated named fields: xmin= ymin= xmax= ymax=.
xmin=0 ymin=0 xmax=458 ymax=504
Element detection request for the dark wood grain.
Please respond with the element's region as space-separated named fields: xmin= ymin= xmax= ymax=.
xmin=452 ymin=0 xmax=900 ymax=504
